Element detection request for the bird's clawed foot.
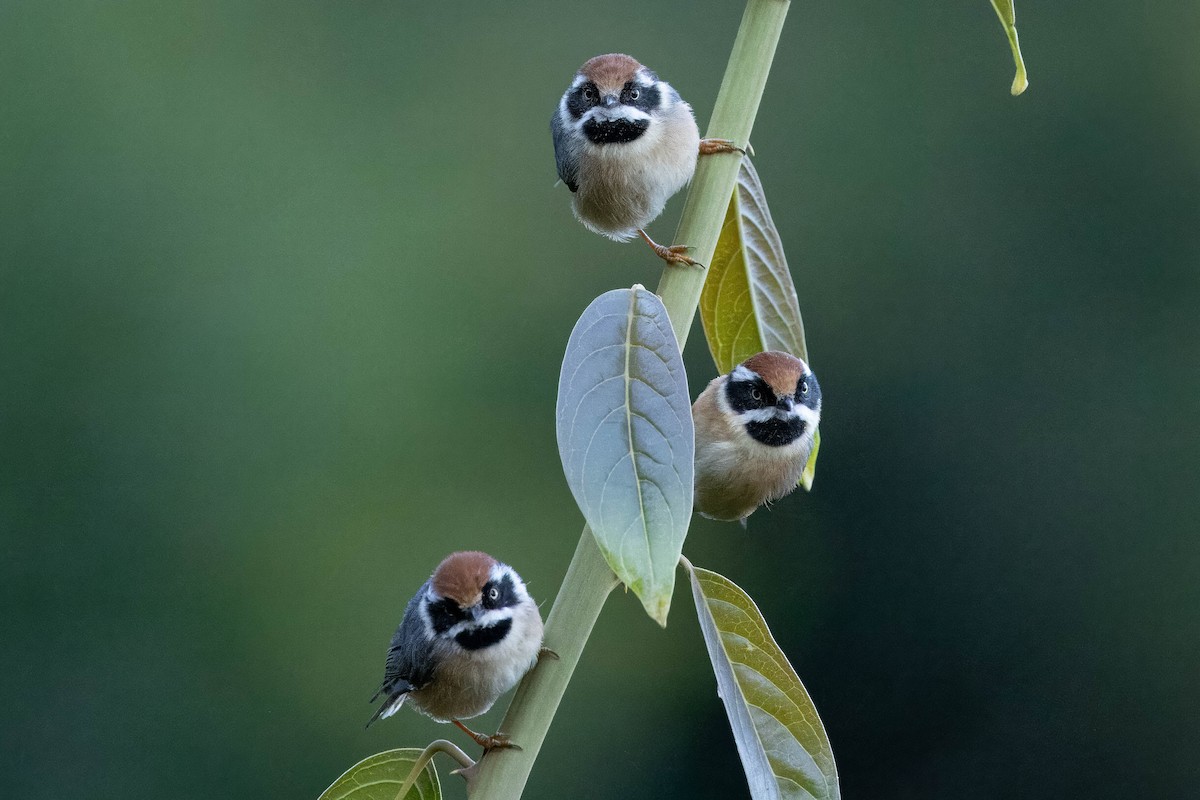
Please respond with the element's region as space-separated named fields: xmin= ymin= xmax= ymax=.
xmin=699 ymin=137 xmax=750 ymax=157
xmin=637 ymin=229 xmax=701 ymax=268
xmin=453 ymin=719 xmax=522 ymax=753
xmin=538 ymin=646 xmax=560 ymax=661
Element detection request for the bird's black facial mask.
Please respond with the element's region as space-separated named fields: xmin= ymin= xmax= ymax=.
xmin=427 ymin=597 xmax=469 ymax=635
xmin=481 ymin=573 xmax=519 ymax=611
xmin=566 ymin=81 xmax=599 ymax=119
xmin=797 ymin=373 xmax=822 ymax=412
xmin=726 ymin=374 xmax=776 ymax=413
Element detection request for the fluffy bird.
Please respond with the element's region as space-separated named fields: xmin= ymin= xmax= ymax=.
xmin=367 ymin=551 xmax=544 ymax=750
xmin=692 ymin=352 xmax=822 ymax=523
xmin=550 ymin=53 xmax=741 ymax=266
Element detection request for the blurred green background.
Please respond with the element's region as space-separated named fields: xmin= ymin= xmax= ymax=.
xmin=3 ymin=1 xmax=1198 ymax=797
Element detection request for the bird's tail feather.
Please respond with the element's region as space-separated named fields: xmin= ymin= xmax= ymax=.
xmin=365 ymin=691 xmax=408 ymax=729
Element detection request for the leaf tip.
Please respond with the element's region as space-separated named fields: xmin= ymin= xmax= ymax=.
xmin=1010 ymin=69 xmax=1029 ymax=96
xmin=646 ymin=594 xmax=671 ymax=628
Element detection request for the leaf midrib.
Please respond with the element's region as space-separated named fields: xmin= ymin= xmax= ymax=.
xmin=622 ymin=288 xmax=654 ymax=589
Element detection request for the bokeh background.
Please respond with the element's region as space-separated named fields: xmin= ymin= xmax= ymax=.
xmin=3 ymin=1 xmax=1198 ymax=798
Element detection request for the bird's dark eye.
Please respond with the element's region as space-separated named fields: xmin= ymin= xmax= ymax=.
xmin=750 ymin=388 xmax=762 ymax=402
xmin=799 ymin=380 xmax=809 ymax=396
xmin=487 ymin=587 xmax=499 ymax=602
xmin=630 ymin=88 xmax=640 ymax=100
xmin=581 ymin=87 xmax=595 ymax=101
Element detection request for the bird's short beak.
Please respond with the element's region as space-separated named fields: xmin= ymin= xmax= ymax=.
xmin=601 ymin=94 xmax=618 ymax=108
xmin=777 ymin=396 xmax=795 ymax=412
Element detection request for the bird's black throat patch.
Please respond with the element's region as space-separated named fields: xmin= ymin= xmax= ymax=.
xmin=583 ymin=117 xmax=649 ymax=144
xmin=455 ymin=618 xmax=513 ymax=651
xmin=746 ymin=416 xmax=806 ymax=447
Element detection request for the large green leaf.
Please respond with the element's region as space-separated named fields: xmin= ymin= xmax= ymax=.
xmin=556 ymin=285 xmax=694 ymax=626
xmin=990 ymin=0 xmax=1029 ymax=95
xmin=687 ymin=564 xmax=839 ymax=800
xmin=318 ymin=748 xmax=440 ymax=800
xmin=699 ymin=158 xmax=820 ymax=490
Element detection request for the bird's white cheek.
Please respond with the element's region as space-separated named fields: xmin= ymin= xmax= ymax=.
xmin=478 ymin=603 xmax=543 ymax=690
xmin=583 ymin=107 xmax=652 ymax=125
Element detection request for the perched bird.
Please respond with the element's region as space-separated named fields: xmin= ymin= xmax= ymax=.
xmin=367 ymin=551 xmax=545 ymax=750
xmin=550 ymin=53 xmax=742 ymax=266
xmin=692 ymin=352 xmax=822 ymax=523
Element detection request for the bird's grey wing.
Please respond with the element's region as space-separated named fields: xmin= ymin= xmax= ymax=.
xmin=550 ymin=111 xmax=579 ymax=193
xmin=377 ymin=586 xmax=436 ymax=695
xmin=366 ymin=587 xmax=438 ymax=727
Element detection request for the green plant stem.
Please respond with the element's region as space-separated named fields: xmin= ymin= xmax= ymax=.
xmin=469 ymin=2 xmax=789 ymax=797
xmin=391 ymin=740 xmax=473 ymax=800
xmin=468 ymin=530 xmax=618 ymax=798
xmin=659 ymin=0 xmax=790 ymax=347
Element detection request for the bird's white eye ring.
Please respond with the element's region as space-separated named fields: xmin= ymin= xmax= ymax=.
xmin=487 ymin=587 xmax=499 ymax=602
xmin=630 ymin=88 xmax=640 ymax=100
xmin=582 ymin=87 xmax=595 ymax=101
xmin=750 ymin=388 xmax=762 ymax=402
xmin=799 ymin=381 xmax=809 ymax=395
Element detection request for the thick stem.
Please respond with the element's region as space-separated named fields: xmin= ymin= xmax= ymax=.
xmin=469 ymin=2 xmax=789 ymax=796
xmin=658 ymin=0 xmax=790 ymax=347
xmin=468 ymin=530 xmax=618 ymax=798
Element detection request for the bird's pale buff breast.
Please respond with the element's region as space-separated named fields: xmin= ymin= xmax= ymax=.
xmin=572 ymin=102 xmax=699 ymax=240
xmin=406 ymin=601 xmax=544 ymax=722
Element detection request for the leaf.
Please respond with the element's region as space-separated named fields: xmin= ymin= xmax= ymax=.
xmin=700 ymin=158 xmax=809 ymax=374
xmin=318 ymin=749 xmax=440 ymax=800
xmin=799 ymin=430 xmax=820 ymax=491
xmin=700 ymin=158 xmax=820 ymax=489
xmin=556 ymin=285 xmax=694 ymax=626
xmin=687 ymin=563 xmax=839 ymax=800
xmin=990 ymin=0 xmax=1029 ymax=96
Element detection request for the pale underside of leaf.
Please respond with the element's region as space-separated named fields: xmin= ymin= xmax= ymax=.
xmin=318 ymin=748 xmax=440 ymax=800
xmin=556 ymin=287 xmax=694 ymax=625
xmin=688 ymin=564 xmax=839 ymax=800
xmin=990 ymin=0 xmax=1029 ymax=95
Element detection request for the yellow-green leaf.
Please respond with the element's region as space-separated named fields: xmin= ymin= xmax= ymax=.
xmin=687 ymin=563 xmax=839 ymax=800
xmin=700 ymin=158 xmax=809 ymax=373
xmin=318 ymin=748 xmax=440 ymax=800
xmin=700 ymin=158 xmax=820 ymax=489
xmin=800 ymin=430 xmax=820 ymax=491
xmin=990 ymin=0 xmax=1029 ymax=95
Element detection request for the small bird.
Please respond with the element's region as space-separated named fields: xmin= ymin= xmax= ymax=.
xmin=550 ymin=53 xmax=742 ymax=266
xmin=367 ymin=551 xmax=545 ymax=750
xmin=692 ymin=352 xmax=822 ymax=523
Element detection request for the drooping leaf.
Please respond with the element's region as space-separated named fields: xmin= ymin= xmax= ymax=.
xmin=700 ymin=158 xmax=809 ymax=374
xmin=990 ymin=0 xmax=1029 ymax=95
xmin=556 ymin=285 xmax=694 ymax=626
xmin=318 ymin=748 xmax=440 ymax=800
xmin=700 ymin=158 xmax=820 ymax=489
xmin=687 ymin=563 xmax=839 ymax=800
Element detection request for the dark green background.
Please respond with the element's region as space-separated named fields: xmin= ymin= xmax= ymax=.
xmin=3 ymin=2 xmax=1197 ymax=798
